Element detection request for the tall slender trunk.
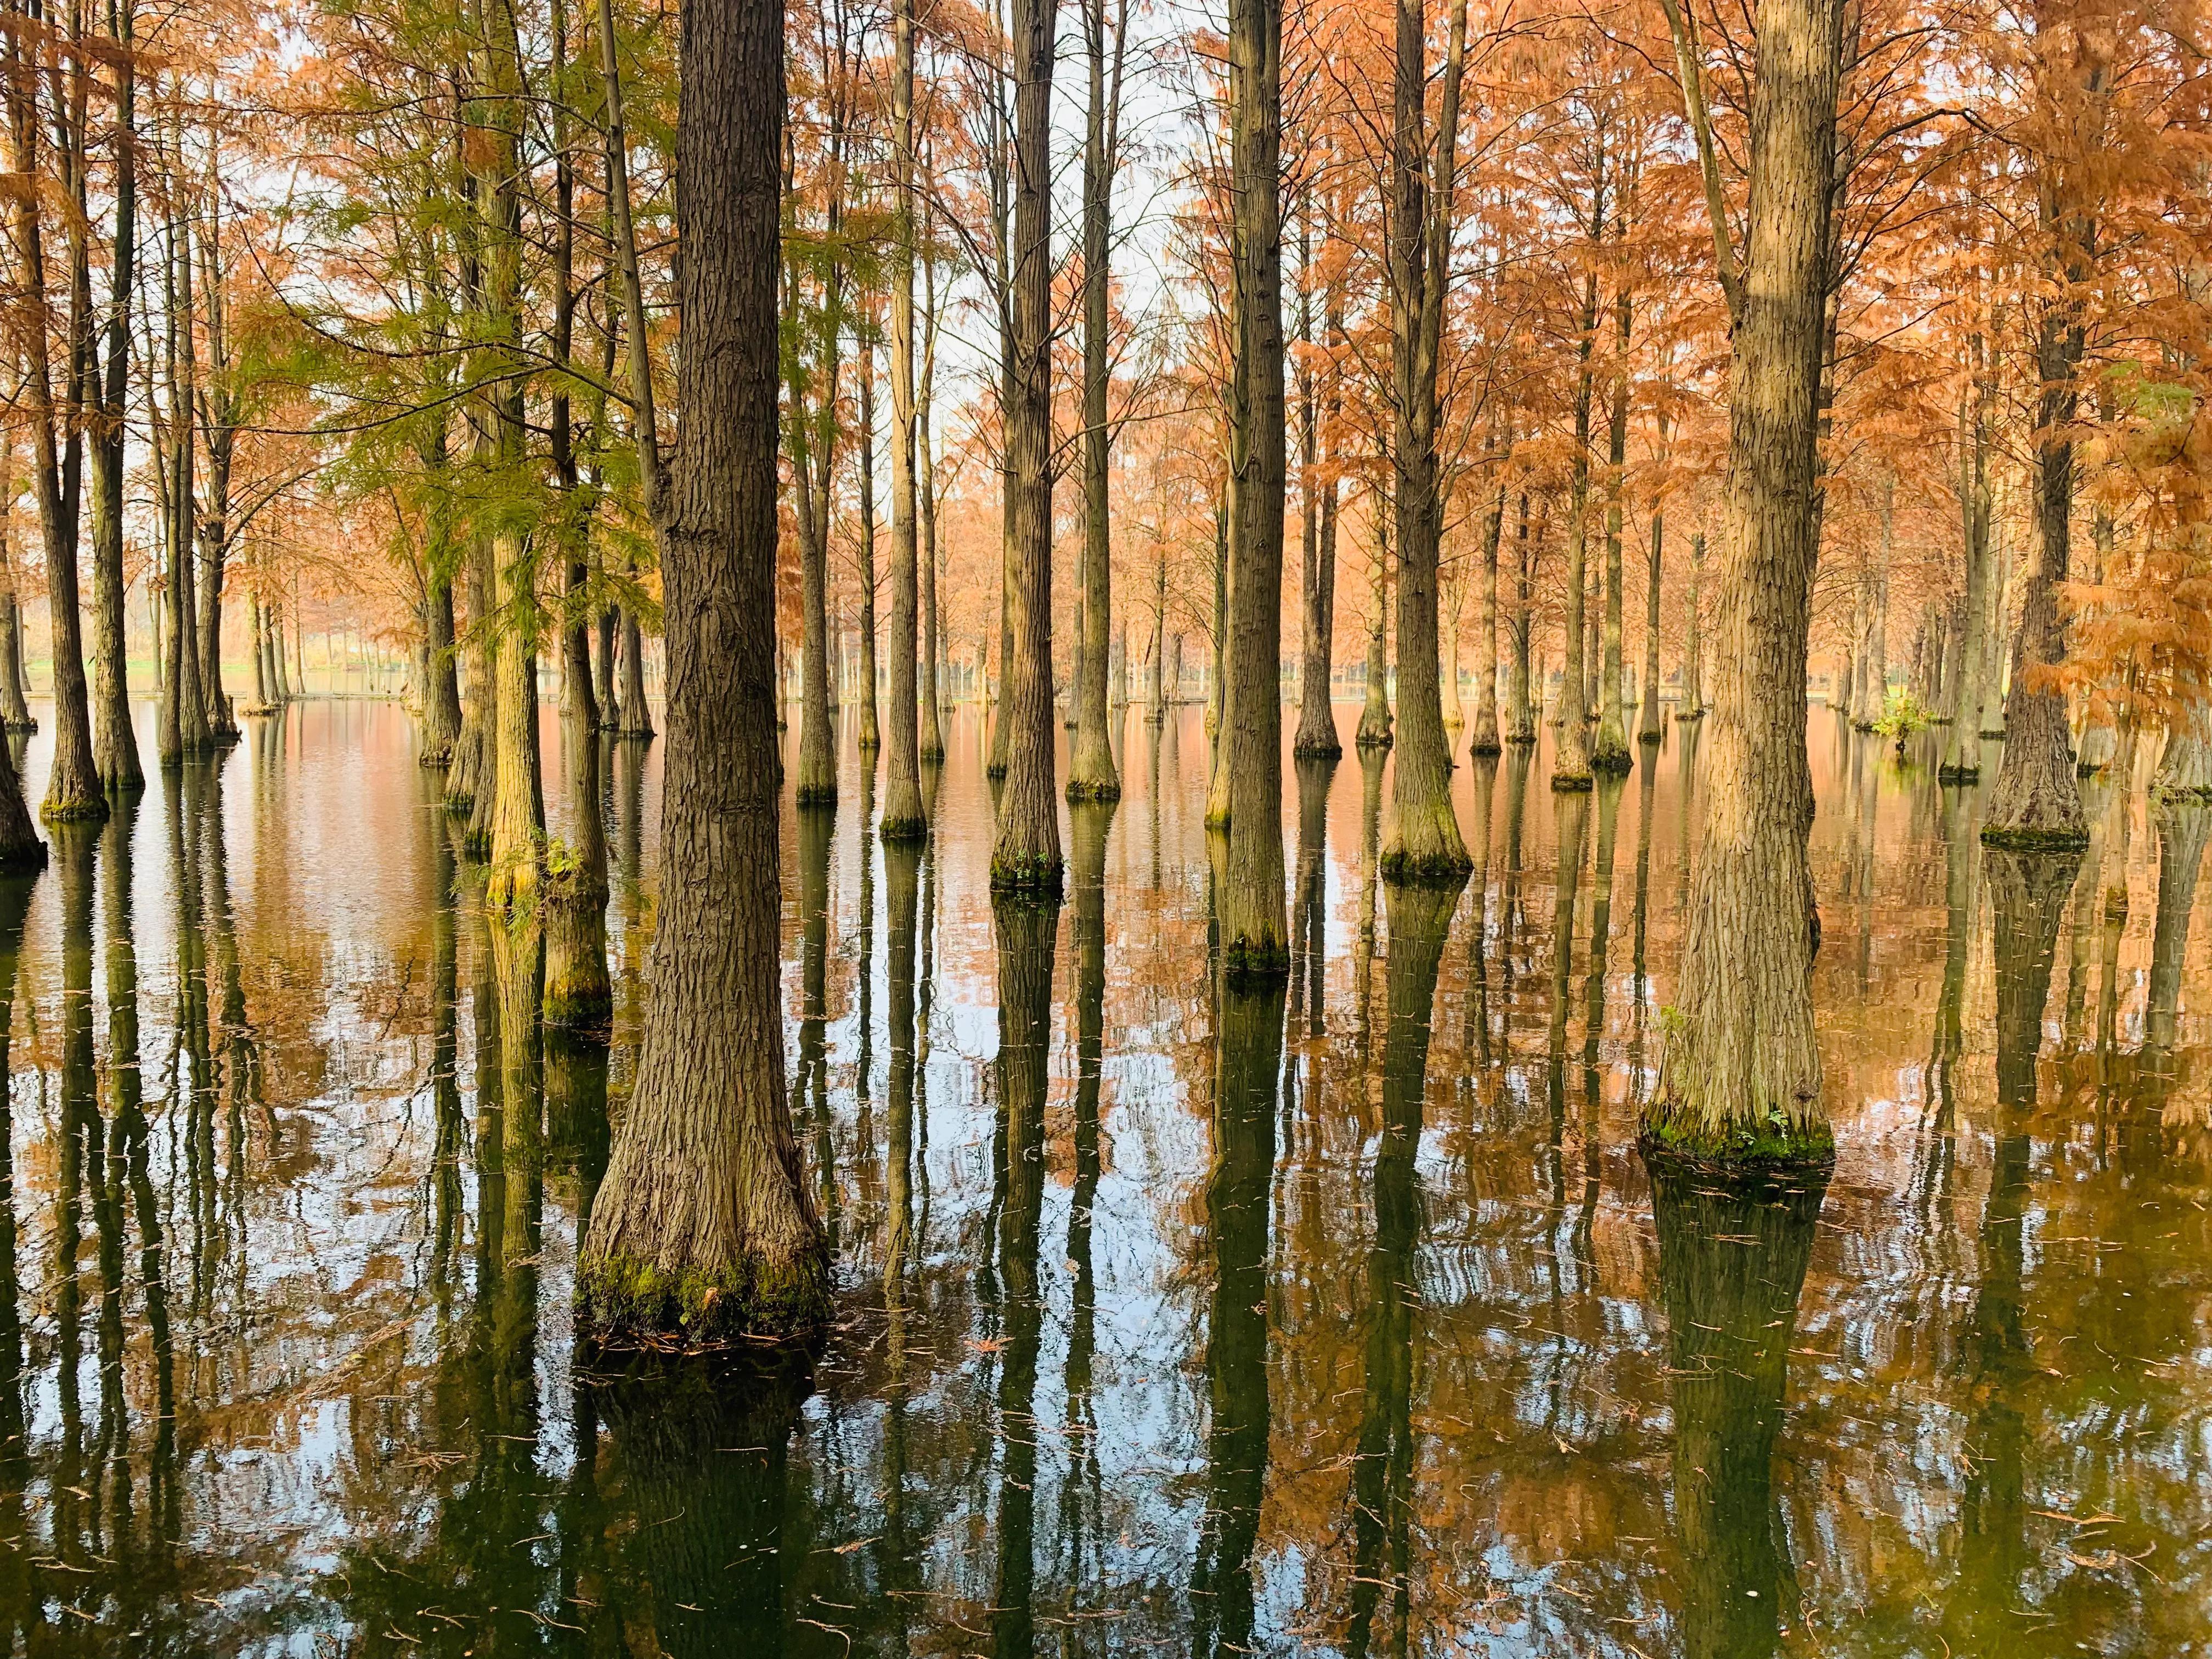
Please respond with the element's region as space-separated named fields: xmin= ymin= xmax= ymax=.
xmin=1638 ymin=492 xmax=1663 ymax=742
xmin=1294 ymin=258 xmax=1343 ymax=758
xmin=1356 ymin=508 xmax=1391 ymax=747
xmin=1679 ymin=528 xmax=1705 ymax=716
xmin=989 ymin=0 xmax=1063 ymax=890
xmin=1553 ymin=138 xmax=1604 ymax=790
xmin=1211 ymin=0 xmax=1288 ymax=968
xmin=578 ymin=0 xmax=827 ymax=1341
xmin=1592 ymin=270 xmax=1633 ymax=771
xmin=918 ymin=235 xmax=944 ymax=761
xmin=881 ymin=0 xmax=928 ymax=837
xmin=88 ymin=0 xmax=140 ymax=793
xmin=1652 ymin=0 xmax=1843 ymax=1160
xmin=855 ymin=348 xmax=881 ymax=754
xmin=1508 ymin=490 xmax=1536 ymax=741
xmin=1470 ymin=462 xmax=1504 ymax=755
xmin=1850 ymin=477 xmax=1891 ymax=729
xmin=1942 ymin=353 xmax=1996 ymax=780
xmin=1067 ymin=0 xmax=1125 ymax=802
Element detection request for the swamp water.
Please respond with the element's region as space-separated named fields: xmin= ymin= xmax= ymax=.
xmin=0 ymin=700 xmax=2204 ymax=1657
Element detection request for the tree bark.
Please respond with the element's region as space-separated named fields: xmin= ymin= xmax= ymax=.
xmin=1470 ymin=469 xmax=1504 ymax=755
xmin=1942 ymin=365 xmax=1996 ymax=780
xmin=578 ymin=0 xmax=827 ymax=1341
xmin=1356 ymin=512 xmax=1392 ymax=748
xmin=1650 ymin=0 xmax=1842 ymax=1162
xmin=1638 ymin=496 xmax=1663 ymax=741
xmin=880 ymin=0 xmax=928 ymax=839
xmin=88 ymin=0 xmax=142 ymax=795
xmin=1068 ymin=0 xmax=1124 ymax=800
xmin=1507 ymin=490 xmax=1536 ymax=741
xmin=1592 ymin=276 xmax=1633 ymax=772
xmin=1678 ymin=528 xmax=1704 ymax=717
xmin=918 ymin=240 xmax=945 ymax=762
xmin=1381 ymin=0 xmax=1471 ymax=879
xmin=1552 ymin=163 xmax=1603 ymax=790
xmin=989 ymin=0 xmax=1063 ymax=891
xmin=1212 ymin=0 xmax=1289 ymax=969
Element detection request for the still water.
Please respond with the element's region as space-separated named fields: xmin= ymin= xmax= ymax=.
xmin=0 ymin=699 xmax=2203 ymax=1657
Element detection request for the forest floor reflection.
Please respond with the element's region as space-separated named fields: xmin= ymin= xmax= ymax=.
xmin=0 ymin=698 xmax=2204 ymax=1657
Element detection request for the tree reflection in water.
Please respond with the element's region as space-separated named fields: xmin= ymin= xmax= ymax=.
xmin=0 ymin=706 xmax=2196 ymax=1653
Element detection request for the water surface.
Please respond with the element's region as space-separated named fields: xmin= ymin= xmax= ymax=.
xmin=0 ymin=699 xmax=2204 ymax=1657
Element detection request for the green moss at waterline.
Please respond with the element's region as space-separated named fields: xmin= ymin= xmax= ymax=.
xmin=1979 ymin=727 xmax=2007 ymax=740
xmin=794 ymin=782 xmax=837 ymax=806
xmin=1380 ymin=845 xmax=1475 ymax=884
xmin=1292 ymin=737 xmax=1344 ymax=760
xmin=1550 ymin=771 xmax=1594 ymax=793
xmin=878 ymin=812 xmax=929 ymax=843
xmin=990 ymin=850 xmax=1064 ymax=897
xmin=575 ymin=1246 xmax=830 ymax=1350
xmin=1355 ymin=731 xmax=1395 ymax=751
xmin=442 ymin=789 xmax=476 ymax=816
xmin=1638 ymin=1104 xmax=1835 ymax=1173
xmin=1222 ymin=933 xmax=1290 ymax=982
xmin=1470 ymin=738 xmax=1503 ymax=757
xmin=40 ymin=795 xmax=109 ymax=826
xmin=1979 ymin=822 xmax=2091 ymax=851
xmin=2076 ymin=760 xmax=2105 ymax=777
xmin=1064 ymin=777 xmax=1122 ymax=804
xmin=2152 ymin=782 xmax=2212 ymax=804
xmin=543 ymin=978 xmax=613 ymax=1032
xmin=1936 ymin=763 xmax=1979 ymax=784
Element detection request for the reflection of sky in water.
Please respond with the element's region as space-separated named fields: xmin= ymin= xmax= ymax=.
xmin=0 ymin=697 xmax=2200 ymax=1656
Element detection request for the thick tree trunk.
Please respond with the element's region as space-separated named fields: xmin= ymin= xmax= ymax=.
xmin=88 ymin=18 xmax=141 ymax=797
xmin=1211 ymin=0 xmax=1289 ymax=970
xmin=1650 ymin=0 xmax=1842 ymax=1163
xmin=1380 ymin=0 xmax=1470 ymax=881
xmin=578 ymin=0 xmax=827 ymax=1342
xmin=1982 ymin=315 xmax=2086 ymax=845
xmin=1067 ymin=0 xmax=1122 ymax=802
xmin=989 ymin=0 xmax=1063 ymax=891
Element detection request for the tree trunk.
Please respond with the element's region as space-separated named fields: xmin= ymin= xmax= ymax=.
xmin=1678 ymin=528 xmax=1705 ymax=717
xmin=1650 ymin=0 xmax=1842 ymax=1163
xmin=1293 ymin=235 xmax=1342 ymax=760
xmin=880 ymin=0 xmax=929 ymax=839
xmin=579 ymin=0 xmax=826 ymax=1342
xmin=854 ymin=351 xmax=881 ymax=754
xmin=1638 ymin=491 xmax=1664 ymax=740
xmin=1553 ymin=180 xmax=1602 ymax=789
xmin=1356 ymin=515 xmax=1392 ymax=748
xmin=1942 ymin=368 xmax=1996 ymax=780
xmin=989 ymin=0 xmax=1064 ymax=891
xmin=1507 ymin=490 xmax=1536 ymax=742
xmin=88 ymin=4 xmax=142 ymax=795
xmin=1850 ymin=483 xmax=1891 ymax=729
xmin=1211 ymin=0 xmax=1289 ymax=970
xmin=1067 ymin=0 xmax=1123 ymax=802
xmin=918 ymin=241 xmax=945 ymax=763
xmin=0 ymin=523 xmax=31 ymax=729
xmin=1592 ymin=280 xmax=1633 ymax=772
xmin=1982 ymin=263 xmax=2087 ymax=845
xmin=420 ymin=566 xmax=462 ymax=762
xmin=1470 ymin=471 xmax=1503 ymax=755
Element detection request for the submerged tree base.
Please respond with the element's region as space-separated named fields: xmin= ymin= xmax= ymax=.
xmin=1380 ymin=846 xmax=1475 ymax=884
xmin=577 ymin=1245 xmax=831 ymax=1351
xmin=1293 ymin=736 xmax=1344 ymax=760
xmin=1979 ymin=822 xmax=2090 ymax=852
xmin=1550 ymin=770 xmax=1594 ymax=793
xmin=794 ymin=782 xmax=837 ymax=807
xmin=1064 ymin=777 xmax=1122 ymax=804
xmin=879 ymin=812 xmax=929 ymax=842
xmin=990 ymin=850 xmax=1064 ymax=897
xmin=1979 ymin=727 xmax=2006 ymax=740
xmin=1936 ymin=762 xmax=1979 ymax=784
xmin=1222 ymin=934 xmax=1290 ymax=981
xmin=1638 ymin=1104 xmax=1836 ymax=1174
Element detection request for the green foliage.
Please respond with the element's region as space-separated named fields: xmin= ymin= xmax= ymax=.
xmin=1871 ymin=685 xmax=1933 ymax=740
